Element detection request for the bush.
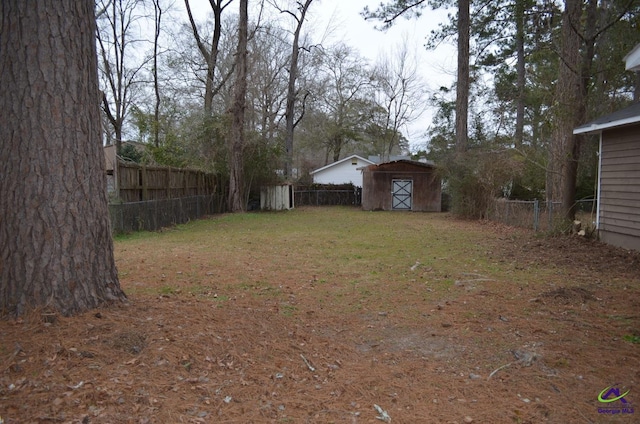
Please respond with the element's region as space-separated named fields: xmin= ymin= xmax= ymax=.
xmin=444 ymin=149 xmax=522 ymax=219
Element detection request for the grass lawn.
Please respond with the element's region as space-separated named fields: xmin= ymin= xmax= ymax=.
xmin=2 ymin=207 xmax=639 ymax=423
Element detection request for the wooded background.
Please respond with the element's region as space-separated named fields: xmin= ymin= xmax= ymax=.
xmin=98 ymin=0 xmax=640 ymax=220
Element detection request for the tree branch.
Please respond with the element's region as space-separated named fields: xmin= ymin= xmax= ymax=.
xmin=184 ymin=0 xmax=211 ymax=63
xmin=362 ymin=0 xmax=428 ymax=29
xmin=293 ymin=90 xmax=311 ymax=128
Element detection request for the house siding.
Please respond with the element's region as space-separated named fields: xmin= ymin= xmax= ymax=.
xmin=311 ymin=156 xmax=372 ymax=187
xmin=599 ymin=125 xmax=640 ymax=250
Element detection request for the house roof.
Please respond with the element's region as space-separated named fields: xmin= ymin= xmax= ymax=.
xmin=573 ymin=101 xmax=640 ymax=135
xmin=310 ymin=154 xmax=374 ymax=175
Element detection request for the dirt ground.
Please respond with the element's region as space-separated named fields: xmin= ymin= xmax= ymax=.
xmin=1 ymin=213 xmax=640 ymax=423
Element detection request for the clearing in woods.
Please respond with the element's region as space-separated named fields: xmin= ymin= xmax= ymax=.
xmin=1 ymin=207 xmax=639 ymax=423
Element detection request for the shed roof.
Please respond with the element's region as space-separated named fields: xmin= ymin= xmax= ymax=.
xmin=362 ymin=159 xmax=437 ymax=172
xmin=310 ymin=154 xmax=374 ymax=175
xmin=368 ymin=159 xmax=436 ymax=168
xmin=573 ymin=101 xmax=640 ymax=135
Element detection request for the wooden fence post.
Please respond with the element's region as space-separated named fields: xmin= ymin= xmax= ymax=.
xmin=166 ymin=168 xmax=171 ymax=200
xmin=115 ymin=159 xmax=120 ymax=201
xmin=184 ymin=169 xmax=189 ymax=197
xmin=141 ymin=165 xmax=147 ymax=201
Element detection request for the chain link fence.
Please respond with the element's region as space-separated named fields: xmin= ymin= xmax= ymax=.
xmin=109 ymin=185 xmax=363 ymax=233
xmin=294 ymin=184 xmax=362 ymax=206
xmin=487 ymin=199 xmax=596 ymax=232
xmin=109 ymin=195 xmax=224 ymax=233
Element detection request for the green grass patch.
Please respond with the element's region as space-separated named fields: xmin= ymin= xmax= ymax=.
xmin=280 ymin=304 xmax=297 ymax=317
xmin=158 ymin=285 xmax=176 ymax=295
xmin=623 ymin=334 xmax=640 ymax=344
xmin=113 ymin=207 xmax=545 ymax=315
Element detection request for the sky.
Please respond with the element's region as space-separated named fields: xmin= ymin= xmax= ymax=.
xmin=308 ymin=0 xmax=456 ymax=149
xmin=186 ymin=0 xmax=457 ymax=151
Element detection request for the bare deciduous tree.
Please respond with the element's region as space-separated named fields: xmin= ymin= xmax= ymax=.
xmin=96 ymin=0 xmax=151 ymax=151
xmin=373 ymin=40 xmax=426 ymax=161
xmin=228 ymin=0 xmax=249 ymax=212
xmin=271 ymin=0 xmax=314 ymax=179
xmin=184 ymin=0 xmax=234 ymax=116
xmin=315 ymin=43 xmax=373 ymax=163
xmin=246 ymin=24 xmax=291 ymax=142
xmin=152 ymin=0 xmax=163 ymax=147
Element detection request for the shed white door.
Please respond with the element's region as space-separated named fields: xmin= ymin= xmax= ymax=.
xmin=392 ymin=179 xmax=412 ymax=210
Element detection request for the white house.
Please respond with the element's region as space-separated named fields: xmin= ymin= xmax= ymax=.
xmin=310 ymin=154 xmax=374 ymax=187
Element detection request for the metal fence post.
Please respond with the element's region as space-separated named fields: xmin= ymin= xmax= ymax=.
xmin=533 ymin=199 xmax=539 ymax=232
xmin=505 ymin=202 xmax=510 ymax=224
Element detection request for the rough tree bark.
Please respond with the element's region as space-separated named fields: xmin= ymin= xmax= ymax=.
xmin=228 ymin=0 xmax=249 ymax=212
xmin=0 ymin=0 xmax=127 ymax=316
xmin=455 ymin=0 xmax=470 ymax=152
xmin=549 ymin=0 xmax=588 ymax=220
xmin=514 ymin=0 xmax=526 ymax=147
xmin=550 ymin=0 xmax=634 ymax=221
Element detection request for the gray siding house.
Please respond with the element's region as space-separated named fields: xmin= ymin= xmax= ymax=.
xmin=572 ymin=43 xmax=640 ymax=251
xmin=574 ymin=102 xmax=640 ymax=251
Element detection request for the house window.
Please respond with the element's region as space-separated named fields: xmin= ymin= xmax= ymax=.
xmin=351 ymin=158 xmax=358 ymax=165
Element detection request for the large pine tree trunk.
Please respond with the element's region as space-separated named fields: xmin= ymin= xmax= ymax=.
xmin=514 ymin=0 xmax=526 ymax=147
xmin=549 ymin=0 xmax=582 ymax=220
xmin=455 ymin=0 xmax=470 ymax=152
xmin=0 ymin=0 xmax=127 ymax=316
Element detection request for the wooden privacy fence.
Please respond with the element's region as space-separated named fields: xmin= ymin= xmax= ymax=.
xmin=108 ymin=160 xmax=226 ymax=233
xmin=112 ymin=160 xmax=218 ymax=203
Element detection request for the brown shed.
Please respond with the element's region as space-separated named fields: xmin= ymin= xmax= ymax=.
xmin=361 ymin=160 xmax=441 ymax=212
xmin=574 ymin=101 xmax=640 ymax=251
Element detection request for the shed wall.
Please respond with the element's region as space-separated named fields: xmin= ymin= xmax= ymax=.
xmin=261 ymin=185 xmax=294 ymax=210
xmin=599 ymin=125 xmax=640 ymax=250
xmin=362 ymin=162 xmax=441 ymax=212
